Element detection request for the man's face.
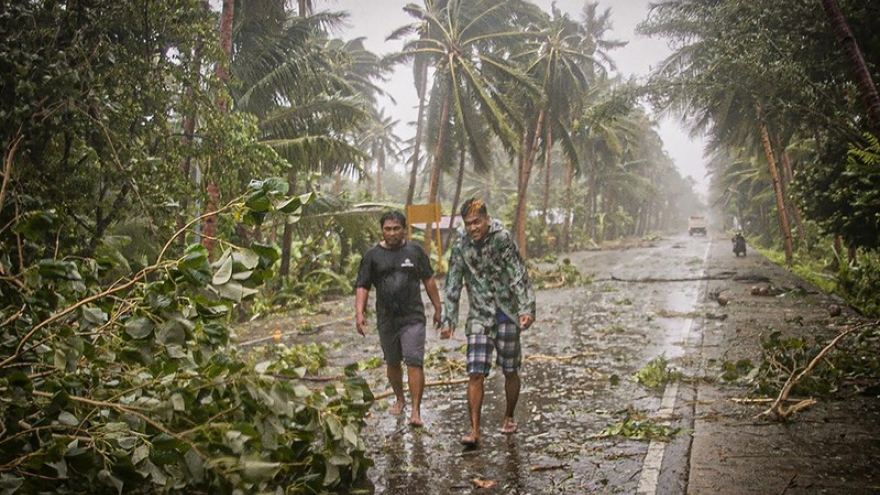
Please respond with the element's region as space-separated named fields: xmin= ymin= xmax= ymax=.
xmin=463 ymin=212 xmax=490 ymax=243
xmin=381 ymin=219 xmax=405 ymax=248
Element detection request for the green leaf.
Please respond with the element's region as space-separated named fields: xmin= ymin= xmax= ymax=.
xmin=171 ymin=393 xmax=186 ymax=412
xmin=212 ymin=280 xmax=258 ymax=302
xmin=82 ymin=306 xmax=108 ymax=326
xmin=6 ymin=371 xmax=32 ymax=390
xmin=293 ymin=384 xmax=312 ymax=399
xmin=57 ymin=411 xmax=79 ymax=426
xmin=13 ymin=209 xmax=59 ymax=239
xmin=38 ymin=259 xmax=82 ymax=280
xmin=240 ymin=458 xmax=282 ymax=483
xmin=178 ymin=245 xmax=211 ymax=285
xmin=343 ymin=424 xmax=359 ymax=448
xmin=149 ymin=434 xmax=185 ymax=466
xmin=184 ymin=449 xmax=205 ymax=483
xmin=132 ymin=445 xmax=150 ymax=466
xmin=329 ymin=453 xmax=353 ymax=466
xmin=234 ymin=248 xmax=260 ymax=270
xmin=156 ymin=320 xmax=186 ymax=346
xmin=0 ymin=474 xmax=24 ymax=492
xmin=323 ymin=463 xmax=341 ymax=487
xmin=124 ymin=318 xmax=154 ymax=339
xmin=195 ymin=301 xmax=230 ymax=319
xmin=250 ymin=243 xmax=280 ymax=269
xmin=212 ymin=252 xmax=234 ymax=285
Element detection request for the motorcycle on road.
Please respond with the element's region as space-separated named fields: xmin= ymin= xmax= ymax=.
xmin=732 ymin=233 xmax=746 ymax=257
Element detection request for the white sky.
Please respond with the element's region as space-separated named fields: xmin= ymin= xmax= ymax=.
xmin=323 ymin=0 xmax=708 ymax=195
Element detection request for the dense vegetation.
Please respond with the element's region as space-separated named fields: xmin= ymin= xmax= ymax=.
xmin=1 ymin=0 xmax=878 ymax=493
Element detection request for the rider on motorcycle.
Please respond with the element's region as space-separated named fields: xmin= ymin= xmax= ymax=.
xmin=732 ymin=231 xmax=746 ymax=256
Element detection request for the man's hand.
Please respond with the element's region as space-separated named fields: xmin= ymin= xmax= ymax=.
xmin=355 ymin=314 xmax=367 ymax=336
xmin=433 ymin=311 xmax=442 ymax=329
xmin=439 ymin=327 xmax=454 ymax=339
xmin=519 ymin=314 xmax=534 ymax=330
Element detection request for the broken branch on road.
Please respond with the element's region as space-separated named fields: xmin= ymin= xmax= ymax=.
xmin=759 ymin=320 xmax=880 ymax=421
xmin=610 ymin=273 xmax=734 ymax=283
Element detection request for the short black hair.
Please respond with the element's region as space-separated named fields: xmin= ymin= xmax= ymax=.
xmin=460 ymin=198 xmax=488 ymax=218
xmin=380 ymin=210 xmax=407 ymax=228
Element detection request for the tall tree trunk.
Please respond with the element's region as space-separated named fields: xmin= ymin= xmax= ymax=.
xmin=821 ymin=0 xmax=880 ymax=131
xmin=406 ymin=61 xmax=429 ymax=205
xmin=375 ymin=144 xmax=384 ymax=199
xmin=445 ymin=146 xmax=467 ymax=249
xmin=202 ymin=0 xmax=234 ymax=258
xmin=513 ymin=108 xmax=545 ymax=257
xmin=756 ymin=104 xmax=793 ymax=264
xmin=297 ymin=0 xmax=311 ymax=17
xmin=215 ymin=0 xmax=233 ymax=113
xmin=779 ymin=147 xmax=807 ymax=242
xmin=178 ymin=29 xmax=202 ymax=245
xmin=333 ymin=171 xmax=342 ymax=195
xmin=541 ymin=124 xmax=553 ymax=229
xmin=424 ymin=90 xmax=452 ymax=254
xmin=562 ymin=157 xmax=574 ymax=251
xmin=280 ymin=0 xmax=312 ymax=277
xmin=586 ymin=154 xmax=598 ymax=241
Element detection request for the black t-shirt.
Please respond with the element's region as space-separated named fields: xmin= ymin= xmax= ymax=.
xmin=355 ymin=241 xmax=434 ymax=326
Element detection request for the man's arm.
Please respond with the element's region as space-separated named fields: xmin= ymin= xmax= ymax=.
xmin=423 ymin=277 xmax=442 ymax=329
xmin=355 ymin=286 xmax=370 ymax=336
xmin=500 ymin=232 xmax=536 ymax=327
xmin=440 ymin=239 xmax=464 ymax=338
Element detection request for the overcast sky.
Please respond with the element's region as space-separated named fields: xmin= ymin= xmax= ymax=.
xmin=323 ymin=0 xmax=708 ymax=195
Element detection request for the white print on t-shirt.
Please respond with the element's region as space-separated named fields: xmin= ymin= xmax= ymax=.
xmin=401 ymin=258 xmax=414 ymax=268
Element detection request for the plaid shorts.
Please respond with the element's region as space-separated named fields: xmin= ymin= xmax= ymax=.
xmin=466 ymin=322 xmax=522 ymax=375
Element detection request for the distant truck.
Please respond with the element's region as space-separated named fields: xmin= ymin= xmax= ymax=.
xmin=688 ymin=216 xmax=708 ymax=236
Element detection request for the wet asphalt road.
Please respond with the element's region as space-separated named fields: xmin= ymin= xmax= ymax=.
xmin=340 ymin=233 xmax=713 ymax=494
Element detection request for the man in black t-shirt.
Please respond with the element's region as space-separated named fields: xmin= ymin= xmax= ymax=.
xmin=355 ymin=210 xmax=442 ymax=427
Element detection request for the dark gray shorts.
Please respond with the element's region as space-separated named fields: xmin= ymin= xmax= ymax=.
xmin=377 ymin=321 xmax=426 ymax=367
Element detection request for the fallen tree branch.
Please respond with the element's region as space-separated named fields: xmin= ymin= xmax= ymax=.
xmin=758 ymin=320 xmax=879 ymax=421
xmin=525 ymin=352 xmax=598 ymax=362
xmin=611 ymin=273 xmax=734 ymax=283
xmin=373 ymin=377 xmax=469 ymax=400
xmin=530 ymin=463 xmax=569 ymax=472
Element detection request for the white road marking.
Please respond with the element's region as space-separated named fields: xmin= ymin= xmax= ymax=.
xmin=636 ymin=240 xmax=711 ymax=494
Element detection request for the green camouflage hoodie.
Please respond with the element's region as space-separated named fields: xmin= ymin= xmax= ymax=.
xmin=440 ymin=218 xmax=536 ymax=335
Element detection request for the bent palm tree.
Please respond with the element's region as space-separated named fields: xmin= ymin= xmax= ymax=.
xmin=390 ymin=0 xmax=543 ymax=253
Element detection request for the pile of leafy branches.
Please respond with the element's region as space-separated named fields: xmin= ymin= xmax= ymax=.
xmin=753 ymin=326 xmax=880 ymax=398
xmin=0 ymin=180 xmax=373 ymax=494
xmin=720 ymin=324 xmax=880 ymax=405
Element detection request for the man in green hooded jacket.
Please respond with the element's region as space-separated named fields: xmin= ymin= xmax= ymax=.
xmin=440 ymin=199 xmax=536 ymax=448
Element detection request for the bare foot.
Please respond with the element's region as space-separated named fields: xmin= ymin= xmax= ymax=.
xmin=460 ymin=434 xmax=480 ymax=449
xmin=409 ymin=415 xmax=423 ymax=428
xmin=500 ymin=418 xmax=517 ymax=434
xmin=389 ymin=400 xmax=405 ymax=415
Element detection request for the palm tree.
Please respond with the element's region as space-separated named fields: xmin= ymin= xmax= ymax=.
xmin=230 ymin=7 xmax=376 ymax=275
xmin=387 ymin=0 xmax=446 ymax=206
xmin=358 ymin=109 xmax=403 ymax=199
xmin=508 ymin=5 xmax=593 ymax=254
xmin=390 ymin=0 xmax=543 ymax=254
xmin=820 ymin=0 xmax=880 ymax=131
xmin=525 ymin=2 xmax=625 ymax=252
